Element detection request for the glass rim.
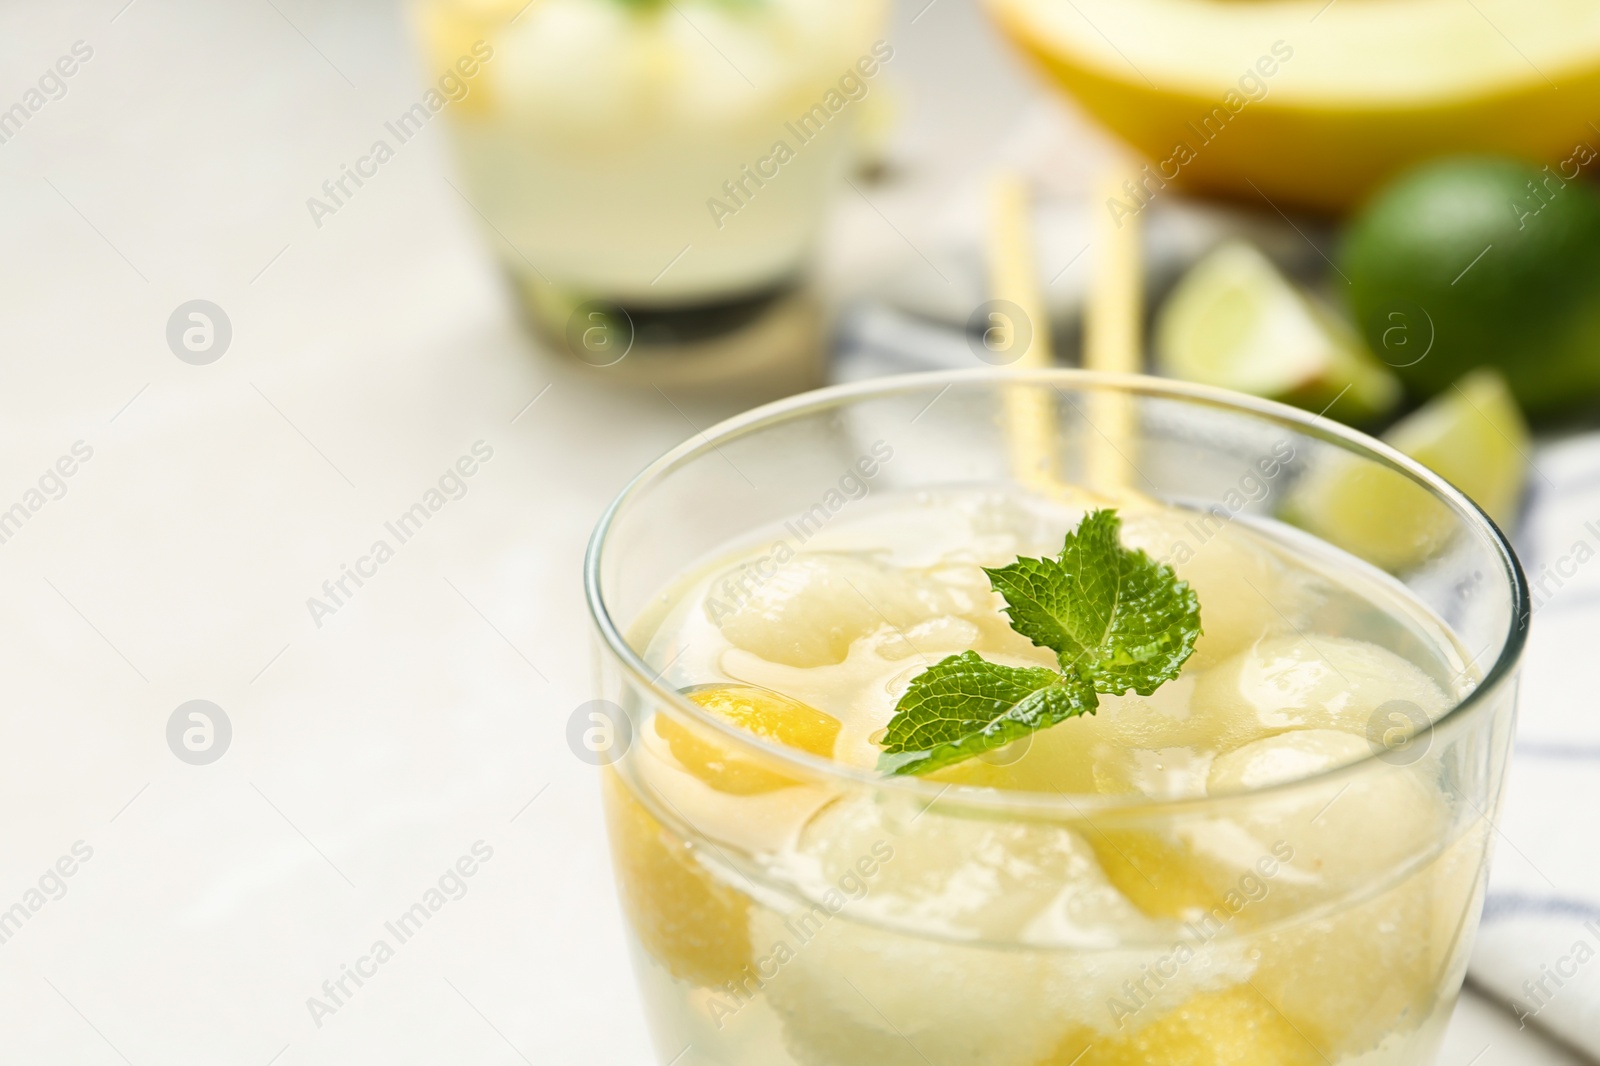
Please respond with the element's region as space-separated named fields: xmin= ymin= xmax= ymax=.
xmin=584 ymin=368 xmax=1529 ymax=815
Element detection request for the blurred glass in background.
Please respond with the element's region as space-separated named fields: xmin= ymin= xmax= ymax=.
xmin=411 ymin=0 xmax=890 ymax=384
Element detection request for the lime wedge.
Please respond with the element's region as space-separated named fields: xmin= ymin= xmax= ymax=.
xmin=1156 ymin=242 xmax=1400 ymax=425
xmin=1387 ymin=368 xmax=1529 ymax=528
xmin=1290 ymin=369 xmax=1529 ymax=570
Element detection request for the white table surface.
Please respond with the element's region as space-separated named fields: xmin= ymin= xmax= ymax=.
xmin=0 ymin=0 xmax=1587 ymax=1062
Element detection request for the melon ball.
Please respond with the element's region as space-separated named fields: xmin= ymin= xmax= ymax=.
xmin=750 ymin=795 xmax=1251 ymax=1065
xmin=1201 ymin=729 xmax=1447 ymax=915
xmin=1120 ymin=510 xmax=1318 ymax=668
xmin=1189 ymin=636 xmax=1450 ymax=751
xmin=710 ymin=553 xmax=956 ymax=668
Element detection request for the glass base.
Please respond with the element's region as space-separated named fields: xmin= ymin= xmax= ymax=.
xmin=515 ymin=275 xmax=829 ymax=398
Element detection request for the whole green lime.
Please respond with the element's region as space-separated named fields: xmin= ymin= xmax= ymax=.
xmin=1343 ymin=156 xmax=1600 ymax=418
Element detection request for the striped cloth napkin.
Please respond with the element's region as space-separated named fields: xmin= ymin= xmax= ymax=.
xmin=1469 ymin=434 xmax=1600 ymax=1057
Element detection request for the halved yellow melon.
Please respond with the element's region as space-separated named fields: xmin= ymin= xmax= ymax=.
xmin=987 ymin=0 xmax=1600 ymax=211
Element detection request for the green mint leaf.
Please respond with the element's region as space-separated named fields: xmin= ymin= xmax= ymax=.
xmin=876 ymin=651 xmax=1097 ymax=777
xmin=983 ymin=509 xmax=1201 ymax=696
xmin=876 ymin=509 xmax=1202 ymax=776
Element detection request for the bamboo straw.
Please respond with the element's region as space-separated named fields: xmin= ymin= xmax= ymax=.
xmin=1082 ymin=168 xmax=1144 ymax=491
xmin=987 ymin=173 xmax=1059 ymax=495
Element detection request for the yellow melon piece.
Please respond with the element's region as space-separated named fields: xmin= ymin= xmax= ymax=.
xmin=601 ymin=770 xmax=750 ymax=987
xmin=1086 ymin=827 xmax=1219 ymax=920
xmin=1039 ymin=985 xmax=1325 ymax=1065
xmin=412 ymin=0 xmax=504 ymax=116
xmin=657 ymin=684 xmax=841 ymax=794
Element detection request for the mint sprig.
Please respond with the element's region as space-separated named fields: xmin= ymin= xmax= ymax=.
xmin=986 ymin=510 xmax=1202 ymax=696
xmin=877 ymin=510 xmax=1201 ymax=777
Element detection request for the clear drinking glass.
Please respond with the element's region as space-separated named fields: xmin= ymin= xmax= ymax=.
xmin=409 ymin=0 xmax=889 ymax=379
xmin=584 ymin=370 xmax=1526 ymax=1066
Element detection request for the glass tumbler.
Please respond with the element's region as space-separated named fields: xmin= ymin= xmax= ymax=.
xmin=409 ymin=0 xmax=890 ymax=381
xmin=584 ymin=369 xmax=1527 ymax=1066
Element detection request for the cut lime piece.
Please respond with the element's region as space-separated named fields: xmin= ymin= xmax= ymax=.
xmin=1289 ymin=368 xmax=1528 ymax=570
xmin=1156 ymin=242 xmax=1400 ymax=424
xmin=1386 ymin=368 xmax=1529 ymax=529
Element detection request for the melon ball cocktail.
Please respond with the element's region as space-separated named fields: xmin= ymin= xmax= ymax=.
xmin=585 ymin=371 xmax=1525 ymax=1066
xmin=411 ymin=0 xmax=889 ymax=337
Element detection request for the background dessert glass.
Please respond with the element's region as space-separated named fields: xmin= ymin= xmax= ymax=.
xmin=411 ymin=0 xmax=890 ymax=383
xmin=585 ymin=370 xmax=1527 ymax=1065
